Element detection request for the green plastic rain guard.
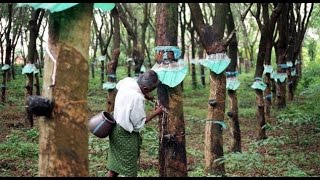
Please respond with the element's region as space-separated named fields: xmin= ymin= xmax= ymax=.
xmin=22 ymin=64 xmax=36 ymax=74
xmin=34 ymin=68 xmax=39 ymax=74
xmin=155 ymin=46 xmax=181 ymax=60
xmin=1 ymin=64 xmax=10 ymax=71
xmin=199 ymin=53 xmax=231 ymax=74
xmin=270 ymin=71 xmax=276 ymax=79
xmin=151 ymin=59 xmax=188 ymax=88
xmin=291 ymin=68 xmax=296 ymax=76
xmin=286 ymin=61 xmax=293 ymax=67
xmin=251 ymin=77 xmax=267 ymax=91
xmin=207 ymin=120 xmax=227 ymax=129
xmin=103 ymin=82 xmax=116 ymax=90
xmin=17 ymin=3 xmax=115 ymax=13
xmin=273 ymin=73 xmax=287 ymax=83
xmin=126 ymin=57 xmax=133 ymax=62
xmin=190 ymin=59 xmax=199 ymax=65
xmin=263 ymin=64 xmax=273 ymax=74
xmin=140 ymin=65 xmax=146 ymax=73
xmin=98 ymin=55 xmax=106 ymax=62
xmin=226 ymin=77 xmax=240 ymax=91
xmin=94 ymin=3 xmax=116 ymax=11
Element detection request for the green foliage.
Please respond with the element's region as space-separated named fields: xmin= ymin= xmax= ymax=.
xmin=0 ymin=129 xmax=38 ymax=159
xmin=298 ymin=62 xmax=320 ymax=89
xmin=141 ymin=126 xmax=158 ymax=157
xmin=221 ymin=136 xmax=308 ymax=177
xmin=88 ymin=135 xmax=109 ymax=176
xmin=307 ymin=39 xmax=317 ymax=61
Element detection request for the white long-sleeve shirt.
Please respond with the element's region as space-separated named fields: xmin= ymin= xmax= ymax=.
xmin=113 ymin=77 xmax=146 ymax=133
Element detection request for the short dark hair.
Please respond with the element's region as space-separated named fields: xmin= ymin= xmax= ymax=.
xmin=137 ymin=70 xmax=159 ymax=89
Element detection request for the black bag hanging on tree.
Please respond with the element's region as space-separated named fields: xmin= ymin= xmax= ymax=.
xmin=27 ymin=95 xmax=54 ymax=117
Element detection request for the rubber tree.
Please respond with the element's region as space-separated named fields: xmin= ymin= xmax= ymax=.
xmin=25 ymin=8 xmax=45 ymax=128
xmin=10 ymin=6 xmax=24 ymax=81
xmin=225 ymin=4 xmax=241 ymax=153
xmin=186 ymin=12 xmax=197 ymax=89
xmin=155 ymin=3 xmax=187 ymax=177
xmin=289 ymin=3 xmax=313 ymax=100
xmin=106 ymin=7 xmax=120 ymax=113
xmin=117 ymin=3 xmax=147 ymax=77
xmin=1 ymin=3 xmax=13 ymax=103
xmin=90 ymin=18 xmax=97 ymax=79
xmin=198 ymin=44 xmax=205 ymax=87
xmin=188 ymin=3 xmax=228 ymax=176
xmin=251 ymin=3 xmax=283 ymax=140
xmin=251 ymin=3 xmax=283 ymax=128
xmin=188 ymin=2 xmax=252 ymax=174
xmin=38 ymin=4 xmax=93 ymax=176
xmin=92 ymin=9 xmax=113 ymax=85
xmin=260 ymin=3 xmax=283 ymax=126
xmin=275 ymin=3 xmax=289 ymax=109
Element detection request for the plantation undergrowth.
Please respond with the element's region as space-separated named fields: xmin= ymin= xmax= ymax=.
xmin=0 ymin=62 xmax=319 ymax=177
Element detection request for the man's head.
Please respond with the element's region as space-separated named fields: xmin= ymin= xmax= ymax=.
xmin=137 ymin=70 xmax=160 ymax=95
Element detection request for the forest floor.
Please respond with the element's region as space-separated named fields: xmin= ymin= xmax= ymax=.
xmin=1 ymin=65 xmax=320 ymax=177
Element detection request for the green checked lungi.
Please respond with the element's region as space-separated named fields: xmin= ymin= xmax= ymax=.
xmin=107 ymin=123 xmax=142 ymax=177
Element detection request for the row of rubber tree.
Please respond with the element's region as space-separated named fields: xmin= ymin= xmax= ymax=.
xmin=0 ymin=3 xmax=314 ymax=177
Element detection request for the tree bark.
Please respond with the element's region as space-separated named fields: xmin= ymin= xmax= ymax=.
xmin=1 ymin=3 xmax=13 ymax=103
xmin=189 ymin=3 xmax=227 ymax=176
xmin=106 ymin=7 xmax=120 ymax=113
xmin=156 ymin=3 xmax=187 ymax=177
xmin=263 ymin=3 xmax=283 ymax=125
xmin=38 ymin=3 xmax=93 ymax=176
xmin=226 ymin=4 xmax=241 ymax=153
xmin=25 ymin=9 xmax=43 ymax=127
xmin=275 ymin=3 xmax=289 ymax=109
xmin=198 ymin=45 xmax=205 ymax=87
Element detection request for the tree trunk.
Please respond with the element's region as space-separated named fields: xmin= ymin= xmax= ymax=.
xmin=1 ymin=70 xmax=8 ymax=103
xmin=106 ymin=7 xmax=120 ymax=113
xmin=189 ymin=23 xmax=197 ymax=89
xmin=275 ymin=4 xmax=289 ymax=109
xmin=253 ymin=4 xmax=267 ymax=140
xmin=263 ymin=3 xmax=283 ymax=125
xmin=100 ymin=60 xmax=105 ymax=85
xmin=91 ymin=28 xmax=98 ymax=79
xmin=2 ymin=3 xmax=13 ymax=103
xmin=25 ymin=9 xmax=42 ymax=128
xmin=38 ymin=3 xmax=93 ymax=176
xmin=226 ymin=4 xmax=241 ymax=153
xmin=34 ymin=51 xmax=41 ymax=96
xmin=252 ymin=3 xmax=283 ymax=140
xmin=198 ymin=45 xmax=205 ymax=87
xmin=156 ymin=3 xmax=187 ymax=177
xmin=189 ymin=3 xmax=228 ymax=175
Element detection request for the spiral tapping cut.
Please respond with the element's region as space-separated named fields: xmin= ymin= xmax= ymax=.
xmin=153 ymin=99 xmax=169 ymax=114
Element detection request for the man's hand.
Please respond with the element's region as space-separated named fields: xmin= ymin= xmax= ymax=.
xmin=154 ymin=105 xmax=164 ymax=115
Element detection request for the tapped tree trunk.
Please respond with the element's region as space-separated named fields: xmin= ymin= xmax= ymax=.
xmin=1 ymin=3 xmax=13 ymax=103
xmin=198 ymin=45 xmax=205 ymax=87
xmin=226 ymin=4 xmax=241 ymax=152
xmin=189 ymin=3 xmax=228 ymax=175
xmin=275 ymin=4 xmax=289 ymax=109
xmin=189 ymin=23 xmax=197 ymax=89
xmin=263 ymin=3 xmax=283 ymax=125
xmin=252 ymin=3 xmax=283 ymax=140
xmin=38 ymin=3 xmax=93 ymax=176
xmin=25 ymin=9 xmax=45 ymax=127
xmin=156 ymin=3 xmax=187 ymax=177
xmin=106 ymin=7 xmax=120 ymax=113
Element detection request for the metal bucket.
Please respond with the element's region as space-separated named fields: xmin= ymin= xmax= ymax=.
xmin=88 ymin=111 xmax=116 ymax=138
